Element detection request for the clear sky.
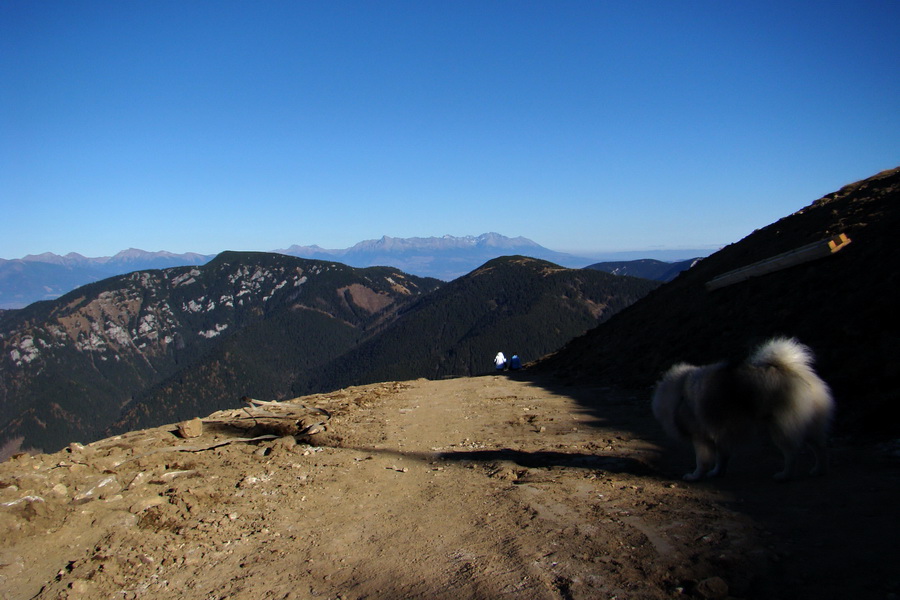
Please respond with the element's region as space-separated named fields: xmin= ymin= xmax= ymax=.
xmin=1 ymin=1 xmax=898 ymax=260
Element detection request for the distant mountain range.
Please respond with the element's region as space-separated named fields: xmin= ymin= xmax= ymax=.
xmin=0 ymin=252 xmax=659 ymax=453
xmin=1 ymin=234 xmax=709 ymax=309
xmin=275 ymin=232 xmax=590 ymax=281
xmin=585 ymin=258 xmax=703 ymax=282
xmin=0 ymin=249 xmax=214 ymax=309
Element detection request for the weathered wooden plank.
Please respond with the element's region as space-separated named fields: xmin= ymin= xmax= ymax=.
xmin=706 ymin=233 xmax=851 ymax=291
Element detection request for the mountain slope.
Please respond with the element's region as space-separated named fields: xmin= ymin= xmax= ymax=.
xmin=295 ymin=256 xmax=661 ymax=393
xmin=109 ymin=256 xmax=659 ymax=438
xmin=538 ymin=166 xmax=900 ymax=435
xmin=0 ymin=252 xmax=440 ymax=452
xmin=585 ymin=257 xmax=701 ymax=282
xmin=109 ymin=260 xmax=439 ymax=435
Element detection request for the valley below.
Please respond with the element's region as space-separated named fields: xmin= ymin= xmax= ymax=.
xmin=2 ymin=374 xmax=897 ymax=600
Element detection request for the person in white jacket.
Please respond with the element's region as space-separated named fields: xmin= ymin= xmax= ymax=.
xmin=494 ymin=352 xmax=507 ymax=370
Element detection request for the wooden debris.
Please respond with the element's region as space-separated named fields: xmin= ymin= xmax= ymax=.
xmin=204 ymin=396 xmax=334 ymax=437
xmin=119 ymin=396 xmax=334 ymax=465
xmin=706 ymin=233 xmax=851 ymax=291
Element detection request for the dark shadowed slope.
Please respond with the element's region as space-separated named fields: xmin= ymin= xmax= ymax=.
xmin=537 ymin=166 xmax=900 ymax=436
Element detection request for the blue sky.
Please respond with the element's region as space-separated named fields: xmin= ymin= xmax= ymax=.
xmin=1 ymin=1 xmax=898 ymax=260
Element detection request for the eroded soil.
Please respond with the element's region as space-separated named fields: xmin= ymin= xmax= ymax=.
xmin=1 ymin=375 xmax=897 ymax=599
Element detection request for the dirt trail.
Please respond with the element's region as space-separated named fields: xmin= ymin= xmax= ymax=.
xmin=1 ymin=375 xmax=897 ymax=599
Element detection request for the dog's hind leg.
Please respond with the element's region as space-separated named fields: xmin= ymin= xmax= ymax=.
xmin=684 ymin=438 xmax=717 ymax=481
xmin=771 ymin=431 xmax=802 ymax=482
xmin=807 ymin=428 xmax=830 ymax=476
xmin=808 ymin=441 xmax=829 ymax=476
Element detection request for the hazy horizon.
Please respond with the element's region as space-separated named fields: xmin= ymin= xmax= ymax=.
xmin=2 ymin=233 xmax=720 ymax=263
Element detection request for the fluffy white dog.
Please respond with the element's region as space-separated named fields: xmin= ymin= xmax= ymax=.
xmin=652 ymin=338 xmax=834 ymax=481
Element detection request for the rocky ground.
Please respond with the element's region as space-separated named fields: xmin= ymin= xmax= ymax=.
xmin=1 ymin=374 xmax=898 ymax=600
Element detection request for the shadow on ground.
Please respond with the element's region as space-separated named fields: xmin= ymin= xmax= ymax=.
xmin=508 ymin=369 xmax=900 ymax=600
xmin=434 ymin=447 xmax=650 ymax=474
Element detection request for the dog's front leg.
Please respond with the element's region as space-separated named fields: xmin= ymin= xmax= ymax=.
xmin=684 ymin=438 xmax=717 ymax=481
xmin=707 ymin=449 xmax=730 ymax=478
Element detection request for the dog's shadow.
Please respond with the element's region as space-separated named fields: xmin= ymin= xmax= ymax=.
xmin=434 ymin=447 xmax=651 ymax=476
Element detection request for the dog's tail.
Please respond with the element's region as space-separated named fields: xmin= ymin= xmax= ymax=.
xmin=750 ymin=337 xmax=816 ymax=374
xmin=750 ymin=337 xmax=834 ymax=436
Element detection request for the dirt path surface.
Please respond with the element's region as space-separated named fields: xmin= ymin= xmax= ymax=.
xmin=1 ymin=375 xmax=897 ymax=599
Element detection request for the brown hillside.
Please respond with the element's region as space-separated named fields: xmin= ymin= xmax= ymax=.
xmin=538 ymin=166 xmax=900 ymax=436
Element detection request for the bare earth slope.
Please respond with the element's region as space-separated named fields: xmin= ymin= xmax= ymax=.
xmin=2 ymin=376 xmax=897 ymax=600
